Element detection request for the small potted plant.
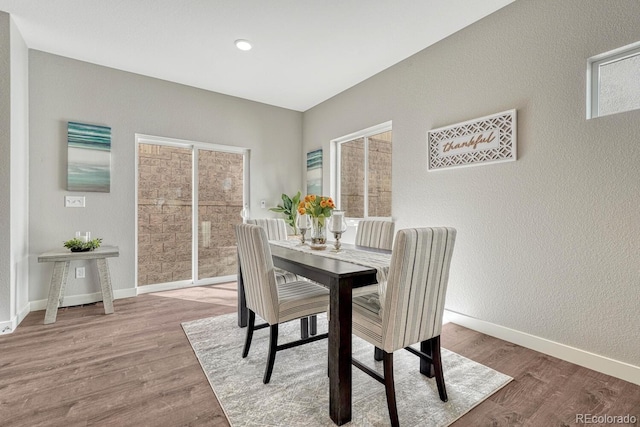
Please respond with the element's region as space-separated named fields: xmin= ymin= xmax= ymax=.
xmin=269 ymin=191 xmax=301 ymax=235
xmin=63 ymin=237 xmax=103 ymax=252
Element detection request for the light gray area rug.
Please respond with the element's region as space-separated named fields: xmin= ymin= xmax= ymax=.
xmin=182 ymin=314 xmax=512 ymax=427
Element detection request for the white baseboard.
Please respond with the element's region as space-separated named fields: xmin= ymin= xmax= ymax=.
xmin=0 ymin=302 xmax=32 ymax=334
xmin=136 ymin=275 xmax=236 ymax=295
xmin=444 ymin=309 xmax=640 ymax=386
xmin=18 ymin=302 xmax=30 ymax=324
xmin=29 ymin=288 xmax=138 ymax=312
xmin=0 ymin=318 xmax=17 ymax=334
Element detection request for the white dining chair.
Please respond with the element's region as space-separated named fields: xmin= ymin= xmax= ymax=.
xmin=246 ymin=218 xmax=318 ymax=337
xmin=351 ymin=227 xmax=456 ymax=427
xmin=235 ymin=223 xmax=330 ymax=383
xmin=355 ymin=219 xmax=395 ymax=250
xmin=353 ymin=220 xmax=395 ymax=297
xmin=246 ymin=219 xmax=298 ymax=284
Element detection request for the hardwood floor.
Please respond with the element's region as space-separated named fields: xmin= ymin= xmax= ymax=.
xmin=1 ymin=284 xmax=638 ymax=426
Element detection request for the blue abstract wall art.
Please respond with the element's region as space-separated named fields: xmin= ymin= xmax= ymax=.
xmin=67 ymin=121 xmax=111 ymax=192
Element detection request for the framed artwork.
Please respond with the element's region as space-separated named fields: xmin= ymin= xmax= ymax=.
xmin=306 ymin=148 xmax=322 ymax=195
xmin=427 ymin=109 xmax=516 ymax=171
xmin=67 ymin=121 xmax=111 ymax=192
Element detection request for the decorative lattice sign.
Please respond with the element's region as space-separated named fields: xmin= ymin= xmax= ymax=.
xmin=427 ymin=109 xmax=516 ymax=171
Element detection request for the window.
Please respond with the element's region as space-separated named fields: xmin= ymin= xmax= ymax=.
xmin=332 ymin=122 xmax=392 ymax=219
xmin=588 ymin=41 xmax=640 ymax=119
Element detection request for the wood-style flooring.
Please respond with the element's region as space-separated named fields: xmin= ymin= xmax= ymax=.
xmin=1 ymin=283 xmax=638 ymax=426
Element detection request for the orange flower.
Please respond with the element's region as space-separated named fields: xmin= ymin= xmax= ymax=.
xmin=298 ymin=207 xmax=306 ymax=215
xmin=302 ymin=194 xmax=335 ymax=218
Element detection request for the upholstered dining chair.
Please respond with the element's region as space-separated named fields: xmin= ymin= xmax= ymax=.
xmin=351 ymin=227 xmax=456 ymax=427
xmin=355 ymin=219 xmax=395 ymax=250
xmin=246 ymin=219 xmax=297 ymax=284
xmin=353 ymin=220 xmax=395 ymax=297
xmin=246 ymin=218 xmax=318 ymax=338
xmin=235 ymin=223 xmax=330 ymax=384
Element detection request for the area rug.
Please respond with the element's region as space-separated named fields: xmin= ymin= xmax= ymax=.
xmin=182 ymin=314 xmax=511 ymax=427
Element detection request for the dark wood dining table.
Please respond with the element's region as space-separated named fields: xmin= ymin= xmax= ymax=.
xmin=236 ymin=243 xmax=382 ymax=426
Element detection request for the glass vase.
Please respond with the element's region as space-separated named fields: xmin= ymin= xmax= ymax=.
xmin=310 ymin=216 xmax=327 ymax=249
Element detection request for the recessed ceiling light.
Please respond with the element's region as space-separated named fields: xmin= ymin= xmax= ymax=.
xmin=235 ymin=39 xmax=252 ymax=51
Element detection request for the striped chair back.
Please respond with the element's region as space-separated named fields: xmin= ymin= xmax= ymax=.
xmin=355 ymin=220 xmax=395 ymax=250
xmin=246 ymin=218 xmax=288 ymax=240
xmin=235 ymin=224 xmax=280 ymax=324
xmin=381 ymin=227 xmax=456 ymax=352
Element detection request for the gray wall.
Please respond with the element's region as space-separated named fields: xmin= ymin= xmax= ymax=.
xmin=10 ymin=15 xmax=29 ymax=326
xmin=0 ymin=13 xmax=10 ymax=324
xmin=28 ymin=51 xmax=302 ymax=303
xmin=0 ymin=12 xmax=29 ymax=332
xmin=303 ymin=0 xmax=640 ymax=367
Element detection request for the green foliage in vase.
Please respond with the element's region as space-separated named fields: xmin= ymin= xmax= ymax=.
xmin=269 ymin=191 xmax=301 ymax=234
xmin=63 ymin=237 xmax=103 ymax=252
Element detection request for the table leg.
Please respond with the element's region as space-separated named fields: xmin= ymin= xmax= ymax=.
xmin=44 ymin=261 xmax=69 ymax=325
xmin=96 ymin=258 xmax=114 ymax=315
xmin=328 ymin=277 xmax=353 ymax=425
xmin=237 ymin=253 xmax=248 ymax=327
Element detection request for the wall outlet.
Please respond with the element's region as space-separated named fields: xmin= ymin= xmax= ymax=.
xmin=75 ymin=267 xmax=85 ymax=279
xmin=65 ymin=196 xmax=85 ymax=208
xmin=260 ymin=200 xmax=266 ymax=209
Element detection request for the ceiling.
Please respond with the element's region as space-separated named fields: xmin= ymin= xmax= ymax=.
xmin=0 ymin=0 xmax=515 ymax=112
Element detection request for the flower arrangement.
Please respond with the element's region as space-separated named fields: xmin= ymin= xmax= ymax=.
xmin=298 ymin=194 xmax=335 ymax=224
xmin=298 ymin=195 xmax=335 ymax=248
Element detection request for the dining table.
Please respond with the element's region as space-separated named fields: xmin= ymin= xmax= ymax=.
xmin=236 ymin=240 xmax=391 ymax=426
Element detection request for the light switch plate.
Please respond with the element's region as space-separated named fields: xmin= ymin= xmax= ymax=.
xmin=65 ymin=196 xmax=85 ymax=208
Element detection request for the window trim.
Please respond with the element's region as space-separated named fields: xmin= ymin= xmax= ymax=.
xmin=330 ymin=121 xmax=392 ymax=221
xmin=587 ymin=40 xmax=640 ymax=119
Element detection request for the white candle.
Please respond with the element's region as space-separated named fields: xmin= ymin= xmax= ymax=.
xmin=330 ymin=211 xmax=345 ymax=232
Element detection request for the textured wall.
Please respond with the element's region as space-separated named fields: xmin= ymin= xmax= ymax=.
xmin=303 ymin=0 xmax=640 ymax=367
xmin=29 ymin=51 xmax=302 ymax=302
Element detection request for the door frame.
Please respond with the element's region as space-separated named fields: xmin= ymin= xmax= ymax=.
xmin=134 ymin=133 xmax=250 ymax=294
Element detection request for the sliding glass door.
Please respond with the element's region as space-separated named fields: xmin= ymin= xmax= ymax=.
xmin=136 ymin=134 xmax=248 ymax=289
xmin=196 ymin=149 xmax=245 ymax=280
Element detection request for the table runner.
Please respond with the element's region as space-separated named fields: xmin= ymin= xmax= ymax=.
xmin=269 ymin=239 xmax=391 ymax=289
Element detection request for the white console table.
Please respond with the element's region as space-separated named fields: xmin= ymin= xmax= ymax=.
xmin=38 ymin=245 xmax=119 ymax=324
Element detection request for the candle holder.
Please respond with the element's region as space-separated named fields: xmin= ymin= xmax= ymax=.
xmin=332 ymin=230 xmax=346 ymax=252
xmin=296 ymin=213 xmax=311 ymax=245
xmin=75 ymin=231 xmax=91 ymax=243
xmin=329 ymin=210 xmax=347 ymax=253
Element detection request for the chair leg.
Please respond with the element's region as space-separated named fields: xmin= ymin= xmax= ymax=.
xmin=420 ymin=339 xmax=435 ymax=377
xmin=242 ymin=310 xmax=255 ymax=358
xmin=383 ymin=351 xmax=399 ymax=427
xmin=431 ymin=336 xmax=448 ymax=402
xmin=300 ymin=317 xmax=309 ymax=339
xmin=263 ymin=324 xmax=279 ymax=384
xmin=374 ymin=346 xmax=383 ymax=361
